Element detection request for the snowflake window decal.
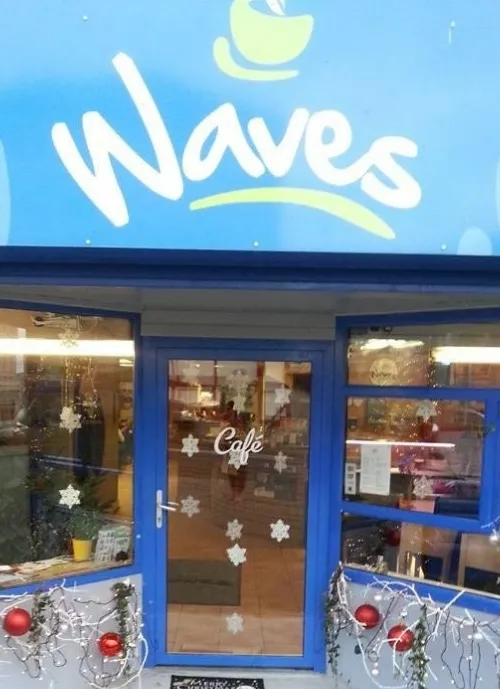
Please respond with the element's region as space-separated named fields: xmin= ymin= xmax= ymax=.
xmin=226 ymin=519 xmax=243 ymax=541
xmin=227 ymin=543 xmax=247 ymax=567
xmin=59 ymin=484 xmax=81 ymax=509
xmin=59 ymin=406 xmax=82 ymax=433
xmin=181 ymin=434 xmax=199 ymax=458
xmin=180 ymin=495 xmax=200 ymax=518
xmin=270 ymin=519 xmax=290 ymax=543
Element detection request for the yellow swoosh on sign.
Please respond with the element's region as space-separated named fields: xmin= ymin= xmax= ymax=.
xmin=190 ymin=187 xmax=396 ymax=239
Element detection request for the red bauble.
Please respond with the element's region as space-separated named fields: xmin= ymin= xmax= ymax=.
xmin=387 ymin=624 xmax=414 ymax=652
xmin=354 ymin=604 xmax=380 ymax=629
xmin=98 ymin=632 xmax=124 ymax=658
xmin=385 ymin=528 xmax=401 ymax=547
xmin=2 ymin=608 xmax=32 ymax=637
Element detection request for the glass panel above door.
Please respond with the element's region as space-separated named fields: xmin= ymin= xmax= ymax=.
xmin=166 ymin=360 xmax=311 ymax=656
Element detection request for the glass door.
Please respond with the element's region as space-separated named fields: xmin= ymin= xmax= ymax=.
xmin=152 ymin=350 xmax=323 ymax=667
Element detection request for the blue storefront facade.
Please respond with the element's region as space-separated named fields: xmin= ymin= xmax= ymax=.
xmin=1 ymin=2 xmax=500 ymax=688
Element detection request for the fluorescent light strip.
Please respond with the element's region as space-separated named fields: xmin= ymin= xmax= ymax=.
xmin=0 ymin=339 xmax=134 ymax=358
xmin=346 ymin=439 xmax=455 ymax=449
xmin=432 ymin=346 xmax=500 ymax=364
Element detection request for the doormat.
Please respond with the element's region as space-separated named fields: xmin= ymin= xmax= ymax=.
xmin=170 ymin=677 xmax=264 ymax=689
xmin=168 ymin=559 xmax=241 ymax=606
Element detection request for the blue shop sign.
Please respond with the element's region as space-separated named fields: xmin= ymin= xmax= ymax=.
xmin=0 ymin=0 xmax=499 ymax=254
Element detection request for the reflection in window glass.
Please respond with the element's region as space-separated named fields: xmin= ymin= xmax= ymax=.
xmin=166 ymin=360 xmax=311 ymax=656
xmin=348 ymin=323 xmax=500 ymax=387
xmin=343 ymin=515 xmax=500 ymax=597
xmin=344 ymin=398 xmax=483 ymax=515
xmin=0 ymin=309 xmax=134 ymax=588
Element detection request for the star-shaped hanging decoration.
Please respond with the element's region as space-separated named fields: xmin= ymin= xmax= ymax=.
xmin=413 ymin=475 xmax=434 ymax=500
xmin=181 ymin=434 xmax=199 ymax=458
xmin=274 ymin=384 xmax=291 ymax=407
xmin=228 ymin=369 xmax=250 ymax=393
xmin=180 ymin=495 xmax=200 ymax=518
xmin=274 ymin=451 xmax=288 ymax=474
xmin=226 ymin=519 xmax=243 ymax=541
xmin=416 ymin=400 xmax=437 ymax=422
xmin=226 ymin=612 xmax=244 ymax=635
xmin=59 ymin=406 xmax=82 ymax=433
xmin=58 ymin=328 xmax=79 ymax=348
xmin=270 ymin=519 xmax=290 ymax=543
xmin=227 ymin=543 xmax=247 ymax=567
xmin=181 ymin=362 xmax=199 ymax=383
xmin=59 ymin=484 xmax=81 ymax=509
xmin=232 ymin=393 xmax=246 ymax=414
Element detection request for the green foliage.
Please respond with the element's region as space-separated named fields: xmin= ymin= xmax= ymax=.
xmin=68 ymin=507 xmax=101 ymax=540
xmin=409 ymin=605 xmax=430 ymax=689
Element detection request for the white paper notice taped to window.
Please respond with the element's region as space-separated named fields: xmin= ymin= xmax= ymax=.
xmin=344 ymin=462 xmax=357 ymax=495
xmin=360 ymin=444 xmax=391 ymax=496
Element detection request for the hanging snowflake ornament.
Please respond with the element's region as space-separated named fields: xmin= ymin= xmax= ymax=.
xmin=58 ymin=327 xmax=79 ymax=348
xmin=59 ymin=484 xmax=81 ymax=509
xmin=270 ymin=519 xmax=290 ymax=543
xmin=232 ymin=393 xmax=246 ymax=414
xmin=227 ymin=543 xmax=247 ymax=567
xmin=59 ymin=406 xmax=82 ymax=433
xmin=226 ymin=519 xmax=243 ymax=541
xmin=180 ymin=495 xmax=200 ymax=518
xmin=181 ymin=434 xmax=199 ymax=458
xmin=228 ymin=369 xmax=250 ymax=393
xmin=228 ymin=447 xmax=246 ymax=470
xmin=274 ymin=384 xmax=291 ymax=406
xmin=226 ymin=612 xmax=244 ymax=635
xmin=413 ymin=475 xmax=434 ymax=500
xmin=181 ymin=362 xmax=199 ymax=383
xmin=274 ymin=451 xmax=288 ymax=474
xmin=416 ymin=400 xmax=437 ymax=422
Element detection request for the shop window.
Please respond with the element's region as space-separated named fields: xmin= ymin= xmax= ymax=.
xmin=339 ymin=314 xmax=500 ymax=598
xmin=0 ymin=308 xmax=134 ymax=589
xmin=342 ymin=515 xmax=500 ymax=597
xmin=344 ymin=398 xmax=484 ymax=514
xmin=348 ymin=322 xmax=500 ymax=387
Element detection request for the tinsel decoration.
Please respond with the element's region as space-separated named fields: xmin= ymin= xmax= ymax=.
xmin=0 ymin=580 xmax=146 ymax=687
xmin=408 ymin=605 xmax=430 ymax=689
xmin=325 ymin=563 xmax=350 ymax=676
xmin=325 ymin=567 xmax=500 ymax=689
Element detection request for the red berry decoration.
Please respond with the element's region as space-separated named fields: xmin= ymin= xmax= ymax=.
xmin=354 ymin=604 xmax=380 ymax=629
xmin=2 ymin=608 xmax=32 ymax=637
xmin=387 ymin=624 xmax=414 ymax=652
xmin=98 ymin=632 xmax=124 ymax=657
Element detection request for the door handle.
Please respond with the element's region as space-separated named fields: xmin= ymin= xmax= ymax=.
xmin=156 ymin=489 xmax=178 ymax=528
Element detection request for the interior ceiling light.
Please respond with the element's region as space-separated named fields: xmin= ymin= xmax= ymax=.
xmin=0 ymin=338 xmax=134 ymax=358
xmin=360 ymin=338 xmax=424 ymax=351
xmin=432 ymin=346 xmax=500 ymax=365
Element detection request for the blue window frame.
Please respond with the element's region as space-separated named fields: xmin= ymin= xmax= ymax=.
xmin=139 ymin=337 xmax=334 ymax=671
xmin=333 ymin=309 xmax=500 ymax=611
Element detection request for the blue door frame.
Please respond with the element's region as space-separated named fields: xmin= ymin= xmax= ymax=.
xmin=139 ymin=337 xmax=334 ymax=671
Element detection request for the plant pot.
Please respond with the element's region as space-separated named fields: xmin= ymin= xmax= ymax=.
xmin=72 ymin=539 xmax=93 ymax=562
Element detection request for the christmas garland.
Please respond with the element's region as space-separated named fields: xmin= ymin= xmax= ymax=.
xmin=325 ymin=565 xmax=499 ymax=689
xmin=0 ymin=579 xmax=146 ymax=687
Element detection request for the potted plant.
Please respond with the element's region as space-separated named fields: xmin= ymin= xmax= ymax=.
xmin=69 ymin=507 xmax=101 ymax=561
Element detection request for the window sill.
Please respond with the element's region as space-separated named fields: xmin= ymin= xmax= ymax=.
xmin=0 ymin=559 xmax=138 ymax=596
xmin=345 ymin=564 xmax=500 ymax=616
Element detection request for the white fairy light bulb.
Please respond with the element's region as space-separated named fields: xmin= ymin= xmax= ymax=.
xmin=489 ymin=530 xmax=499 ymax=544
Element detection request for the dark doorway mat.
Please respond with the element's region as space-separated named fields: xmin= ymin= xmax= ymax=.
xmin=167 ymin=559 xmax=241 ymax=606
xmin=170 ymin=676 xmax=264 ymax=689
